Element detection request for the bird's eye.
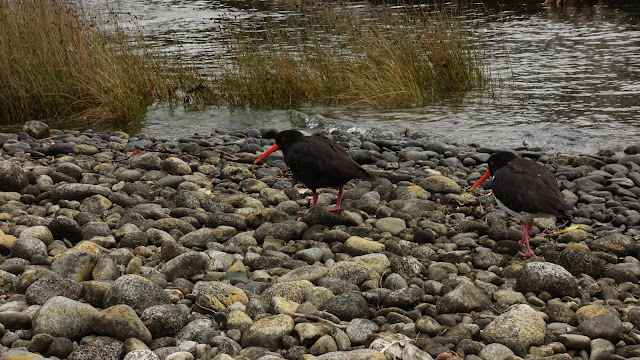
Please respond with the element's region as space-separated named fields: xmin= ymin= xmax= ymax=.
xmin=281 ymin=136 xmax=286 ymax=141
xmin=489 ymin=161 xmax=494 ymax=165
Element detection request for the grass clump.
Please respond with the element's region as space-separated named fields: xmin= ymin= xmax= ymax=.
xmin=0 ymin=0 xmax=208 ymax=124
xmin=216 ymin=2 xmax=487 ymax=108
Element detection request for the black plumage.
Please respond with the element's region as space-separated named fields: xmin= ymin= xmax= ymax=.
xmin=471 ymin=151 xmax=572 ymax=257
xmin=255 ymin=130 xmax=374 ymax=212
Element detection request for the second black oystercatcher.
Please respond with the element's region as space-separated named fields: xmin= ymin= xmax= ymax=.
xmin=254 ymin=130 xmax=374 ymax=212
xmin=470 ymin=151 xmax=572 ymax=258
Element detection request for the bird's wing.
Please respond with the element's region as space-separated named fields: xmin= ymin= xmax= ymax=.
xmin=493 ymin=160 xmax=571 ymax=216
xmin=285 ymin=136 xmax=372 ymax=188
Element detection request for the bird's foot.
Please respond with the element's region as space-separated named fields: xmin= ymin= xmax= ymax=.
xmin=518 ymin=237 xmax=526 ymax=246
xmin=297 ymin=210 xmax=308 ymax=215
xmin=324 ymin=205 xmax=341 ymax=213
xmin=518 ymin=249 xmax=538 ymax=258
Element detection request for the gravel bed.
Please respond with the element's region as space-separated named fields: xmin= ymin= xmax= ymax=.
xmin=1 ymin=120 xmax=640 ymax=360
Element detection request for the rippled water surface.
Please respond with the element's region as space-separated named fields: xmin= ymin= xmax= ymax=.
xmin=86 ymin=0 xmax=640 ymax=154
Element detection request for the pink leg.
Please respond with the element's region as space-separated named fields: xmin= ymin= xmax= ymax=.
xmin=518 ymin=220 xmax=537 ymax=258
xmin=298 ymin=191 xmax=319 ymax=214
xmin=324 ymin=185 xmax=344 ymax=212
xmin=518 ymin=220 xmax=533 ymax=245
xmin=519 ymin=236 xmax=538 ymax=258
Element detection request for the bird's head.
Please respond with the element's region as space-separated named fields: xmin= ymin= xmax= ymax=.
xmin=486 ymin=151 xmax=518 ymax=174
xmin=274 ymin=129 xmax=305 ymax=151
xmin=470 ymin=151 xmax=518 ymax=189
xmin=254 ymin=129 xmax=305 ymax=164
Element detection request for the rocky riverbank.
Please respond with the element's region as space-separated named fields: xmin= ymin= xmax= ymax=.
xmin=1 ymin=121 xmax=640 ymax=360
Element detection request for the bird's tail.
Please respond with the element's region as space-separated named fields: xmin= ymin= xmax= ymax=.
xmin=358 ymin=169 xmax=376 ymax=182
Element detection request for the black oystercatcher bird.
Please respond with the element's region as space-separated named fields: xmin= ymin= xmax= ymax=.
xmin=470 ymin=151 xmax=572 ymax=258
xmin=254 ymin=130 xmax=374 ymax=212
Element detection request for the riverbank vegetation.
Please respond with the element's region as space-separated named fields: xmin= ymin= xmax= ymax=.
xmin=0 ymin=0 xmax=208 ymax=124
xmin=0 ymin=0 xmax=488 ymax=124
xmin=217 ymin=3 xmax=487 ymax=108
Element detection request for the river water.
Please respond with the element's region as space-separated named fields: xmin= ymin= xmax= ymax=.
xmin=93 ymin=0 xmax=640 ymax=154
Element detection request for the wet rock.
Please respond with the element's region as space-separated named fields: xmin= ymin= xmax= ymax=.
xmin=93 ymin=304 xmax=152 ymax=343
xmin=589 ymin=233 xmax=637 ymax=256
xmin=557 ymin=229 xmax=590 ymax=243
xmin=589 ymin=338 xmax=615 ymax=360
xmin=493 ymin=289 xmax=526 ymax=305
xmin=33 ymin=296 xmax=99 ymax=340
xmin=577 ymin=312 xmax=625 ymax=342
xmin=346 ymin=318 xmax=379 ymax=345
xmin=383 ymin=286 xmax=424 ymax=308
xmin=481 ymin=304 xmax=546 ymax=356
xmin=103 ymin=274 xmax=171 ymax=313
xmin=23 ymin=120 xmax=51 ymax=139
xmin=68 ymin=336 xmax=125 ymax=360
xmin=477 ymin=343 xmax=514 ymax=360
xmin=418 ymin=175 xmax=462 ymax=194
xmin=51 ymin=183 xmax=111 ymax=202
xmin=175 ymin=318 xmax=218 ymax=344
xmin=557 ymin=248 xmax=605 ymax=278
xmin=193 ymin=281 xmax=249 ymax=311
xmin=128 ymin=152 xmax=162 ymax=170
xmin=314 ymin=349 xmax=386 ymax=360
xmin=25 ymin=276 xmax=82 ymax=305
xmin=471 ymin=251 xmax=505 ymax=269
xmin=162 ymin=157 xmax=192 ymax=175
xmin=354 ymin=253 xmax=391 ymax=275
xmin=436 ymin=281 xmax=492 ymax=314
xmin=309 ymin=334 xmax=337 ymax=355
xmin=48 ymin=216 xmax=83 ymax=243
xmin=160 ymin=252 xmax=208 ymax=281
xmin=241 ymin=314 xmax=295 ymax=351
xmin=254 ymin=220 xmax=308 ymax=243
xmin=515 ymin=262 xmax=578 ymax=298
xmin=179 ymin=226 xmax=237 ymax=248
xmin=51 ymin=251 xmax=98 ymax=282
xmin=375 ymin=217 xmax=406 ymax=235
xmin=227 ymin=310 xmax=253 ymax=333
xmin=0 ymin=311 xmax=32 ymax=330
xmin=19 ymin=226 xmax=54 ymax=246
xmin=321 ymin=291 xmax=370 ymax=321
xmin=557 ymin=334 xmax=591 ymax=350
xmin=10 ymin=236 xmax=47 ymax=261
xmin=47 ymin=337 xmax=74 ymax=358
xmin=260 ymin=280 xmax=314 ymax=306
xmin=344 ymin=236 xmax=384 ymax=256
xmin=278 ymin=265 xmax=328 ymax=283
xmin=294 ymin=322 xmax=333 ymax=343
xmin=327 ymin=261 xmax=381 ymax=286
xmin=124 ymin=349 xmax=160 ymax=360
xmin=0 ymin=160 xmax=28 ymax=191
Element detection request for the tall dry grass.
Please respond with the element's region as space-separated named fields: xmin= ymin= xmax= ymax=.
xmin=215 ymin=2 xmax=487 ymax=108
xmin=0 ymin=0 xmax=209 ymax=124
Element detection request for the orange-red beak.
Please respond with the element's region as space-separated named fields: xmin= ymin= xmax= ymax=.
xmin=470 ymin=170 xmax=491 ymax=190
xmin=254 ymin=144 xmax=280 ymax=163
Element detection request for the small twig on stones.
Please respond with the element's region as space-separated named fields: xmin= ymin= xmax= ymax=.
xmin=193 ymin=302 xmax=218 ymax=314
xmin=215 ymin=148 xmax=239 ymax=160
xmin=282 ymin=310 xmax=347 ymax=329
xmin=379 ymin=338 xmax=415 ymax=355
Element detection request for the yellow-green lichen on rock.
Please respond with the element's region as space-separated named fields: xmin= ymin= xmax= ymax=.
xmin=576 ymin=304 xmax=618 ymax=322
xmin=481 ymin=304 xmax=546 ymax=356
xmin=241 ymin=314 xmax=295 ymax=351
xmin=344 ymin=236 xmax=385 ymax=255
xmin=418 ymin=175 xmax=462 ymax=194
xmin=92 ymin=304 xmax=152 ymax=343
xmin=0 ymin=349 xmax=45 ymax=360
xmin=194 ymin=281 xmax=249 ymax=311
